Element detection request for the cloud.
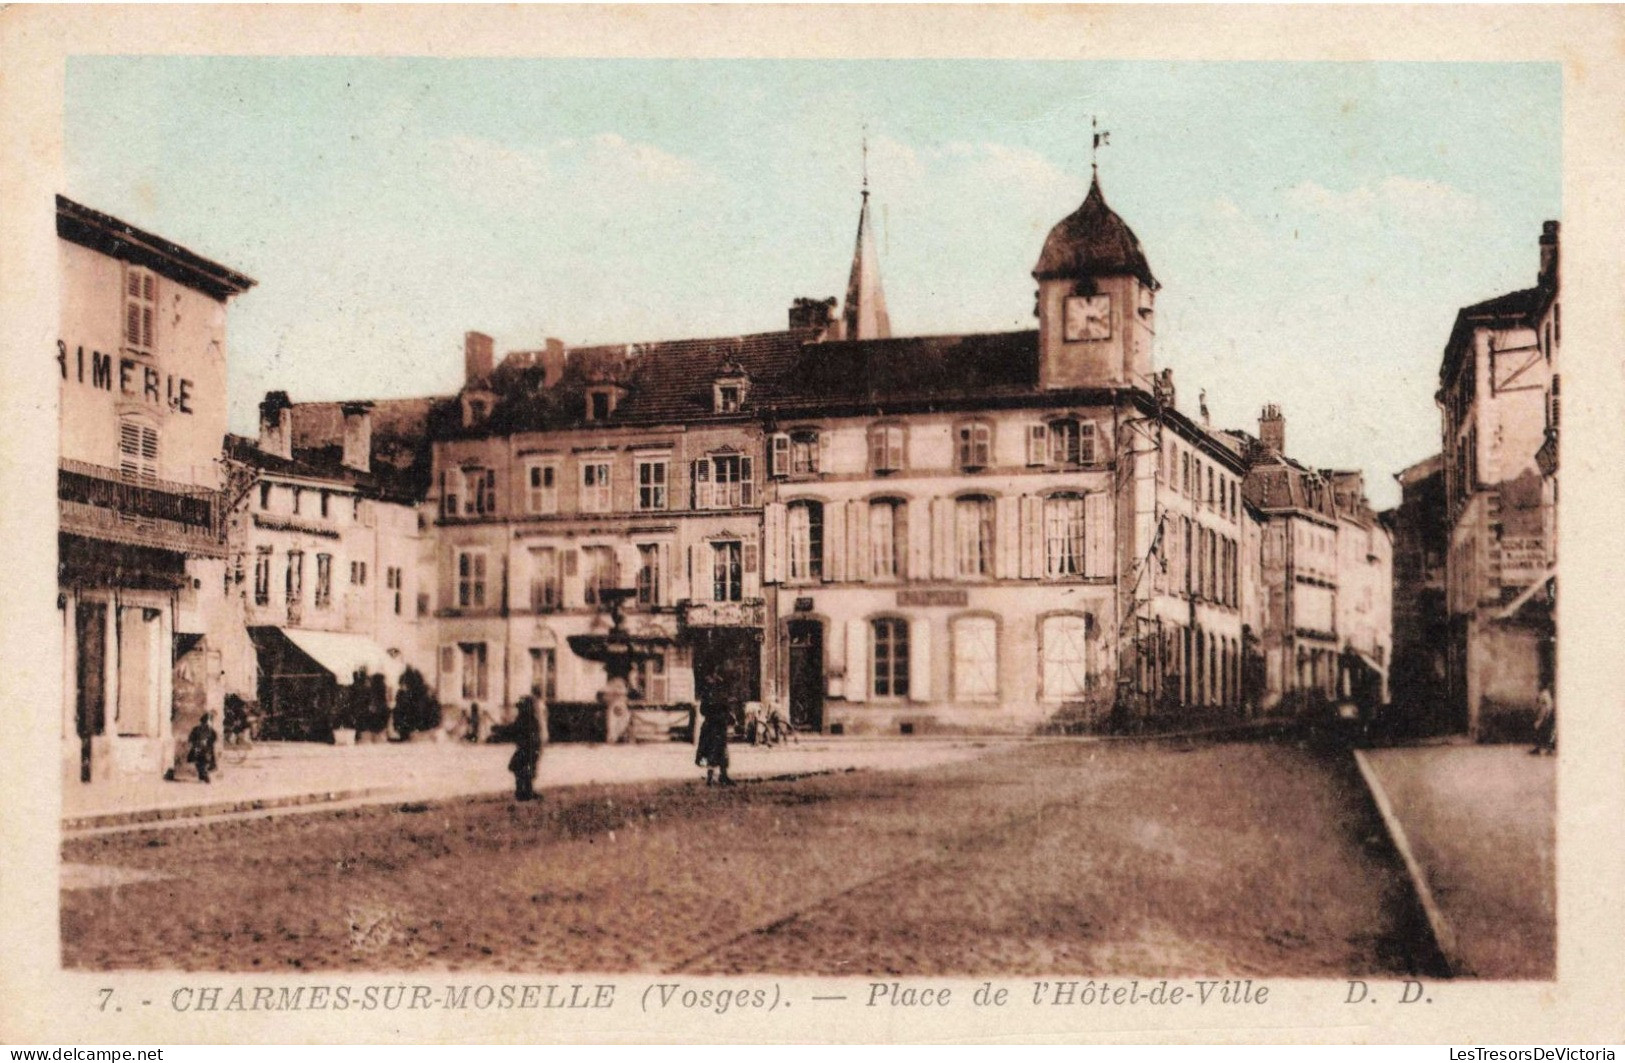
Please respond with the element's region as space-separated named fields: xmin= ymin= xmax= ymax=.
xmin=1284 ymin=176 xmax=1480 ymax=224
xmin=430 ymin=132 xmax=707 ymax=213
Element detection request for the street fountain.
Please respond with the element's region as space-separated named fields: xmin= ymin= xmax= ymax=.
xmin=565 ymin=587 xmax=672 ymax=743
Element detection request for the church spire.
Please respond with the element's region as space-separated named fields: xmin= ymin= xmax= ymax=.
xmin=842 ymin=134 xmax=891 ymax=341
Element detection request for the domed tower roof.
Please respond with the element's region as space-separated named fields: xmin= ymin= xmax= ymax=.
xmin=1032 ymin=175 xmax=1158 ymax=289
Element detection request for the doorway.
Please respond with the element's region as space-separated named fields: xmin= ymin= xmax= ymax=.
xmin=74 ymin=602 xmax=107 ymax=782
xmin=787 ymin=619 xmax=824 ymax=732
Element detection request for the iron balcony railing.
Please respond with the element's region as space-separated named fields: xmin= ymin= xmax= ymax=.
xmin=58 ymin=458 xmax=226 ymax=557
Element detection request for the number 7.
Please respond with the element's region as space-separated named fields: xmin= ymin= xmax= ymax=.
xmin=97 ymin=988 xmax=113 ymax=1011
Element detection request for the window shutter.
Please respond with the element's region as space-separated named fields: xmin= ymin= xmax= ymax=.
xmin=1027 ymin=424 xmax=1048 ymax=466
xmin=1084 ymin=492 xmax=1112 ymax=578
xmin=868 ymin=428 xmax=885 ymax=473
xmin=762 ymin=502 xmax=787 ymax=584
xmin=887 ymin=428 xmax=904 ymax=472
xmin=692 ymin=459 xmax=712 ymax=510
xmin=740 ymin=456 xmax=755 ymax=507
xmin=817 ymin=431 xmax=831 ymax=474
xmin=996 ymin=496 xmax=1020 ymax=579
xmin=825 ymin=499 xmax=846 ymax=582
xmin=908 ymin=499 xmax=932 ymax=582
xmin=689 ymin=544 xmax=706 ymax=600
xmin=769 ymin=433 xmax=790 ymax=478
xmin=742 ymin=538 xmax=760 ymax=600
xmin=909 ymin=617 xmax=932 ymax=702
xmin=845 ymin=620 xmax=868 ymax=703
xmin=847 ymin=499 xmax=869 ymax=583
xmin=1019 ymin=496 xmax=1041 ymax=579
xmin=931 ymin=498 xmax=952 ymax=579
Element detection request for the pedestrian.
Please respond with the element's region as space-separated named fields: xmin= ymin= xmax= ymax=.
xmin=695 ymin=698 xmax=734 ymax=786
xmin=467 ymin=702 xmax=482 ymax=744
xmin=509 ymin=692 xmax=544 ymax=801
xmin=185 ymin=710 xmax=218 ymax=783
xmin=1530 ymin=686 xmax=1556 ymax=755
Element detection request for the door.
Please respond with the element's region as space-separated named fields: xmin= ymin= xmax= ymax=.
xmin=74 ymin=602 xmax=107 ymax=782
xmin=787 ymin=620 xmax=824 ymax=732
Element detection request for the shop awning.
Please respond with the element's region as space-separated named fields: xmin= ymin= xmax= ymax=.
xmin=278 ymin=628 xmax=406 ymax=686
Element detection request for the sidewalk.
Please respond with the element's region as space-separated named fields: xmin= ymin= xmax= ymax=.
xmin=62 ymin=736 xmax=1013 ymax=832
xmin=1357 ymin=744 xmax=1555 ymax=979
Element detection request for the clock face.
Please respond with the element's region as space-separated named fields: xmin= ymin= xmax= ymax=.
xmin=1063 ymin=294 xmax=1112 ymax=342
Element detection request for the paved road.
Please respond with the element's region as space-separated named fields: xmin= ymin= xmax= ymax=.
xmin=63 ymin=738 xmax=1433 ymax=976
xmin=1361 ymin=745 xmax=1555 ymax=979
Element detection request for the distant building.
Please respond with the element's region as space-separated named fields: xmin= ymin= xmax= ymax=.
xmin=1437 ymin=222 xmax=1559 ymax=739
xmin=1387 ymin=454 xmax=1450 ymax=733
xmin=1224 ymin=407 xmax=1393 ymax=715
xmin=222 ymin=395 xmax=435 ymax=740
xmin=56 ymin=196 xmax=255 ymax=780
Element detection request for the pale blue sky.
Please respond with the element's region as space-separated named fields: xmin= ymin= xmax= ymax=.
xmin=66 ymin=58 xmax=1561 ymax=508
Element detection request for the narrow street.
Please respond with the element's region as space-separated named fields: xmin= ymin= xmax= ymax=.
xmin=63 ymin=738 xmax=1438 ymax=976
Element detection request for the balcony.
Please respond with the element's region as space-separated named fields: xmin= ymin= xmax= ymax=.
xmin=58 ymin=459 xmax=226 ymax=558
xmin=680 ymin=598 xmax=765 ymax=630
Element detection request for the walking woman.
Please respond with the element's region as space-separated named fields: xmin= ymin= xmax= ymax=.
xmin=510 ymin=692 xmax=545 ymax=801
xmin=695 ymin=698 xmax=734 ymax=787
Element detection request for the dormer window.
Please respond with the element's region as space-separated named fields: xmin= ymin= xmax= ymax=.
xmin=713 ymin=368 xmax=749 ymax=414
xmin=587 ymin=388 xmax=616 ymax=421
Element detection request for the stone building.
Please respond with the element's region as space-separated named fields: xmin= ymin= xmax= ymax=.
xmin=1438 ymin=221 xmax=1560 ymax=739
xmin=1387 ymin=454 xmax=1450 ymax=733
xmin=221 ymin=394 xmax=435 ymax=740
xmin=419 ymin=175 xmax=1257 ymax=735
xmin=55 ymin=196 xmax=255 ymax=780
xmin=1224 ymin=407 xmax=1393 ymax=715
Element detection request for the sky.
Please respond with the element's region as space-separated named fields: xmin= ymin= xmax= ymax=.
xmin=66 ymin=58 xmax=1561 ymax=509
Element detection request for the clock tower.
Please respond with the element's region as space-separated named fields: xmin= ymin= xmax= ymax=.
xmin=1033 ymin=173 xmax=1159 ymax=390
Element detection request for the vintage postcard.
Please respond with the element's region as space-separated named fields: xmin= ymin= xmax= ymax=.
xmin=2 ymin=4 xmax=1623 ymax=1046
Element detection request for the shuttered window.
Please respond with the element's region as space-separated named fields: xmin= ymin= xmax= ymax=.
xmin=1042 ymin=614 xmax=1089 ymax=701
xmin=955 ymin=422 xmax=993 ymax=470
xmin=526 ymin=461 xmax=558 ymax=514
xmin=1043 ymin=495 xmax=1086 ymax=578
xmin=787 ymin=501 xmax=823 ymax=582
xmin=637 ymin=459 xmax=668 ymax=511
xmin=636 ymin=543 xmax=664 ymax=606
xmin=711 ymin=540 xmax=742 ymax=602
xmin=952 ymin=616 xmax=998 ymax=701
xmin=582 ymin=546 xmax=616 ymax=606
xmin=869 ymin=499 xmax=906 ymax=580
xmin=124 ymin=266 xmax=156 ymax=352
xmin=955 ymin=496 xmax=995 ymax=578
xmin=531 ymin=547 xmax=561 ymax=612
xmin=869 ymin=424 xmax=905 ymax=473
xmin=457 ymin=550 xmax=487 ymax=609
xmin=580 ymin=461 xmax=612 ymax=513
xmin=1048 ymin=419 xmax=1096 ymax=466
xmin=117 ymin=419 xmax=159 ymax=485
xmin=871 ymin=617 xmax=910 ymax=698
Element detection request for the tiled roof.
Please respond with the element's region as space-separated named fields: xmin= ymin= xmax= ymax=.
xmin=224 ymin=434 xmax=426 ymax=505
xmin=455 ymin=328 xmax=823 ymax=435
xmin=765 ymin=331 xmax=1041 ymax=412
xmin=1032 ymin=176 xmax=1157 ymax=289
xmin=1442 ymin=285 xmax=1544 ymax=382
xmin=57 ymin=195 xmax=256 ymax=300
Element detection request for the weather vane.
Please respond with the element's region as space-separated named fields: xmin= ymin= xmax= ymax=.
xmin=1091 ymin=115 xmax=1111 ymax=176
xmin=862 ymin=124 xmax=870 ymax=195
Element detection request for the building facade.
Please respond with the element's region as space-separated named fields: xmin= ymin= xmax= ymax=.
xmin=56 ymin=197 xmax=255 ymax=779
xmin=1438 ymin=222 xmax=1560 ymax=740
xmin=1387 ymin=454 xmax=1451 ymax=733
xmin=221 ymin=394 xmax=435 ymax=739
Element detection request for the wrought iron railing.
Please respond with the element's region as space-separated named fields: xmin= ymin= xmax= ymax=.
xmin=58 ymin=459 xmax=225 ymax=556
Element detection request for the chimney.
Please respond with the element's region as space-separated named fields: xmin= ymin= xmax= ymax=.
xmin=789 ymin=296 xmax=839 ymax=338
xmin=258 ymin=391 xmax=293 ymax=460
xmin=1259 ymin=404 xmax=1285 ymax=455
xmin=1539 ymin=220 xmax=1560 ymax=290
xmin=465 ymin=330 xmax=494 ymax=385
xmin=340 ymin=401 xmax=373 ymax=473
xmin=542 ymin=338 xmax=566 ymax=389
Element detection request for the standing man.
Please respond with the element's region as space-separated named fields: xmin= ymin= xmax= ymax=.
xmin=509 ymin=691 xmax=544 ymax=801
xmin=1531 ymin=686 xmax=1556 ymax=755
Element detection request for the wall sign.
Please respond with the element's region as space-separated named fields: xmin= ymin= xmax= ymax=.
xmin=897 ymin=589 xmax=970 ymax=607
xmin=57 ymin=340 xmax=196 ymax=415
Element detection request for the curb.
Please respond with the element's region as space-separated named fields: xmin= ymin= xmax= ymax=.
xmin=62 ymin=786 xmax=397 ymax=832
xmin=1352 ymin=748 xmax=1461 ymax=976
